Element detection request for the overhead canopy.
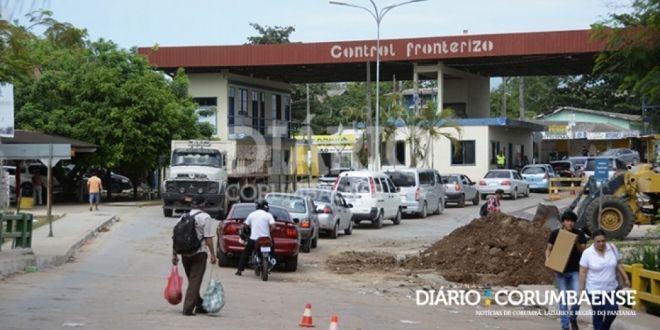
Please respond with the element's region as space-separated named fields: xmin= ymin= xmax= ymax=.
xmin=0 ymin=130 xmax=98 ymax=156
xmin=139 ymin=29 xmax=606 ymax=83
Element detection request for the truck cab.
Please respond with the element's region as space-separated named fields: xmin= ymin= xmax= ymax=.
xmin=162 ymin=140 xmax=227 ymax=218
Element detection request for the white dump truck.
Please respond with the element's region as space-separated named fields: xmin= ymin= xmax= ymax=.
xmin=162 ymin=140 xmax=271 ymax=218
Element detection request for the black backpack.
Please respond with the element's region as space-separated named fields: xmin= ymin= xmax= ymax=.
xmin=172 ymin=211 xmax=202 ymax=255
xmin=479 ymin=202 xmax=489 ymax=217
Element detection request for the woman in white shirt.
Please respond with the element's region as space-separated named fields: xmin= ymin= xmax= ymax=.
xmin=578 ymin=230 xmax=630 ymax=330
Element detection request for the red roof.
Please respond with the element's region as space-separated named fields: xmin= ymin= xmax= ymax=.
xmin=138 ymin=29 xmax=606 ymax=83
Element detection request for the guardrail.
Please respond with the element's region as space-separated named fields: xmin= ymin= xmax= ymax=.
xmin=548 ymin=177 xmax=585 ymax=200
xmin=0 ymin=213 xmax=33 ymax=252
xmin=622 ymin=263 xmax=660 ymax=312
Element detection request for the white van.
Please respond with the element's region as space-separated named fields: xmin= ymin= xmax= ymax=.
xmin=385 ymin=168 xmax=446 ymax=218
xmin=333 ymin=171 xmax=402 ymax=228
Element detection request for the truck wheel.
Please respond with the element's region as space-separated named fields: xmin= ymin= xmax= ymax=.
xmin=163 ymin=208 xmax=173 ymax=217
xmin=301 ymin=238 xmax=312 ymax=253
xmin=285 ymin=255 xmax=298 ymax=272
xmin=584 ymin=195 xmax=634 ymax=240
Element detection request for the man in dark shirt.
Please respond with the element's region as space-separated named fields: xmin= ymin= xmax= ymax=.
xmin=545 ymin=211 xmax=587 ymax=330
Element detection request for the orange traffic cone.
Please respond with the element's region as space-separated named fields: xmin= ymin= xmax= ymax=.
xmin=328 ymin=315 xmax=338 ymax=330
xmin=299 ymin=303 xmax=315 ymax=327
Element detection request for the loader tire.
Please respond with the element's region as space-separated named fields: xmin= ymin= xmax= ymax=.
xmin=584 ymin=195 xmax=634 ymax=240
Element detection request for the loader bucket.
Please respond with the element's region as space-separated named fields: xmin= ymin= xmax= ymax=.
xmin=533 ymin=204 xmax=561 ymax=230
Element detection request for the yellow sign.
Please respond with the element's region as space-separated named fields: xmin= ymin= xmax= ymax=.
xmin=294 ymin=134 xmax=355 ymax=144
xmin=548 ymin=125 xmax=567 ymax=133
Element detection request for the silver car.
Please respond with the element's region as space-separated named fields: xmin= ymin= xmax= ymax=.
xmin=599 ymin=148 xmax=640 ymax=166
xmin=385 ymin=168 xmax=445 ymax=218
xmin=265 ymin=193 xmax=320 ymax=253
xmin=441 ymin=173 xmax=479 ymax=207
xmin=296 ymin=188 xmax=353 ymax=238
xmin=478 ymin=169 xmax=530 ymax=200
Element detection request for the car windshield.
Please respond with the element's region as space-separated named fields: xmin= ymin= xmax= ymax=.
xmin=485 ymin=171 xmax=511 ymax=179
xmin=171 ymin=150 xmax=222 ymax=168
xmin=442 ymin=176 xmax=459 ymax=184
xmin=522 ymin=167 xmax=545 ymax=174
xmin=229 ymin=205 xmax=290 ymax=221
xmin=387 ymin=171 xmax=416 ymax=187
xmin=336 ymin=177 xmax=370 ymax=193
xmin=599 ymin=149 xmax=621 ymax=156
xmin=327 ymin=168 xmax=350 ymax=177
xmin=297 ymin=190 xmax=332 ymax=204
xmin=266 ymin=195 xmax=307 ymax=213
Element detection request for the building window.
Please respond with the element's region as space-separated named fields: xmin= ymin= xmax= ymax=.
xmin=193 ymin=97 xmax=217 ymax=134
xmin=259 ymin=92 xmax=265 ymax=135
xmin=284 ymin=96 xmax=291 ymax=121
xmin=228 ymin=87 xmax=235 ymax=134
xmin=491 ymin=140 xmax=500 ymax=165
xmin=272 ymin=94 xmax=282 ymax=120
xmin=239 ymin=88 xmax=248 ymax=116
xmin=252 ymin=91 xmax=259 ymax=131
xmin=451 ymin=140 xmax=476 ymax=165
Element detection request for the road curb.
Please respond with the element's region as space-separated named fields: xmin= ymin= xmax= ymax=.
xmin=0 ymin=216 xmax=118 ymax=278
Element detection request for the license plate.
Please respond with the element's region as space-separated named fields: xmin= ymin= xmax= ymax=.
xmin=184 ymin=196 xmax=192 ymax=202
xmin=489 ymin=182 xmax=498 ymax=186
xmin=260 ymin=246 xmax=271 ymax=252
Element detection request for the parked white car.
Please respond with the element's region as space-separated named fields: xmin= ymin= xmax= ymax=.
xmin=333 ymin=171 xmax=402 ymax=228
xmin=385 ymin=168 xmax=445 ymax=218
xmin=478 ymin=169 xmax=530 ymax=200
xmin=296 ymin=188 xmax=353 ymax=238
xmin=441 ymin=173 xmax=479 ymax=207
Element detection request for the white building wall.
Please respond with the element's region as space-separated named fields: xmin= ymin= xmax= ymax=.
xmin=187 ymin=72 xmax=229 ymax=139
xmin=430 ymin=126 xmax=491 ymax=180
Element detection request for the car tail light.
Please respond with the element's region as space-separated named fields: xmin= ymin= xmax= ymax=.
xmin=323 ymin=206 xmax=332 ymax=214
xmin=415 ymin=187 xmax=421 ymax=201
xmin=454 ymin=183 xmax=460 ymax=191
xmin=368 ymin=177 xmax=376 ymax=197
xmin=300 ymin=218 xmax=311 ymax=228
xmin=223 ymin=222 xmax=240 ymax=235
xmin=479 ymin=180 xmax=486 ymax=186
xmin=286 ymin=226 xmax=298 ymax=238
xmin=502 ymin=180 xmax=511 ymax=186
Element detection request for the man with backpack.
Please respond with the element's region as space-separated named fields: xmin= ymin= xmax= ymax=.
xmin=172 ymin=195 xmax=217 ymax=316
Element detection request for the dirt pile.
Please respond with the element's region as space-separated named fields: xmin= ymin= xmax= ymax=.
xmin=406 ymin=213 xmax=554 ymax=286
xmin=326 ymin=251 xmax=398 ymax=274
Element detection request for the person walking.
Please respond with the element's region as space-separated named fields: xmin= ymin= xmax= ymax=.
xmin=545 ymin=211 xmax=587 ymax=330
xmin=486 ymin=189 xmax=503 ymax=214
xmin=496 ymin=151 xmax=506 ymax=169
xmin=31 ymin=170 xmax=44 ymax=206
xmin=87 ymin=171 xmax=103 ymax=211
xmin=579 ymin=230 xmax=630 ymax=330
xmin=171 ymin=196 xmax=217 ymax=316
xmin=235 ymin=199 xmax=275 ymax=276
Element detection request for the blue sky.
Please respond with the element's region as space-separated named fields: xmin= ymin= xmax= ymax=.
xmin=3 ymin=0 xmax=633 ymax=49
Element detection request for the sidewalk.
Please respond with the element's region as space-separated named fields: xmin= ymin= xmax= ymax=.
xmin=0 ymin=201 xmax=159 ymax=278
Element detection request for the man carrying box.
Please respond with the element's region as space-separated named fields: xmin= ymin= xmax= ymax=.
xmin=545 ymin=211 xmax=587 ymax=330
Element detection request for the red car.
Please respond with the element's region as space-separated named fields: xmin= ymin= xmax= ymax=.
xmin=216 ymin=203 xmax=300 ymax=272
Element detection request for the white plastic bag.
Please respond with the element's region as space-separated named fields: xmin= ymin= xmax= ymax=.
xmin=202 ymin=270 xmax=225 ymax=313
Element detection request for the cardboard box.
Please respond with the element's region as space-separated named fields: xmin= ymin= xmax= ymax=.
xmin=545 ymin=229 xmax=577 ymax=273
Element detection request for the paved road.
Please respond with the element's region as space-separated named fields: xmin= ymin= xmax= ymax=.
xmin=0 ymin=193 xmax=574 ymax=329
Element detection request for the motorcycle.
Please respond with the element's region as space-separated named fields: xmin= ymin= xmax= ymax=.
xmin=252 ymin=236 xmax=276 ymax=281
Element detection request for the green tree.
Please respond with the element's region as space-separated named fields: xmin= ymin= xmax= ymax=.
xmin=246 ymin=23 xmax=295 ymax=44
xmin=592 ymin=0 xmax=660 ymax=104
xmin=14 ymin=36 xmax=206 ymax=196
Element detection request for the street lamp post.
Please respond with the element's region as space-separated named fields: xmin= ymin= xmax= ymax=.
xmin=330 ymin=0 xmax=426 ymax=171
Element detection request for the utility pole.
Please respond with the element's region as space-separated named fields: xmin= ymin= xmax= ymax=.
xmin=306 ymin=84 xmax=312 ymax=188
xmin=500 ymin=77 xmax=507 ymax=118
xmin=519 ymin=77 xmax=525 ymax=120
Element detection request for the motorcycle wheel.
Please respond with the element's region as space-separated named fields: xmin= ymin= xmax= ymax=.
xmin=261 ymin=256 xmax=269 ymax=281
